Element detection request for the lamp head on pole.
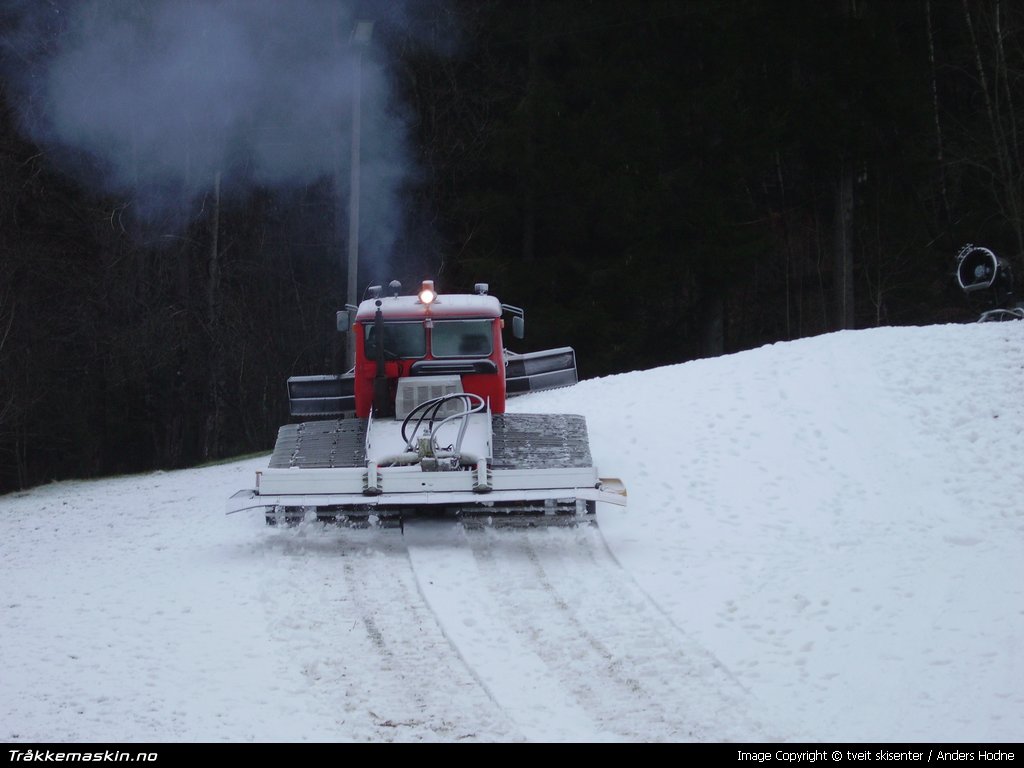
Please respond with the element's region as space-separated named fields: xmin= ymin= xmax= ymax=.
xmin=352 ymin=20 xmax=374 ymax=46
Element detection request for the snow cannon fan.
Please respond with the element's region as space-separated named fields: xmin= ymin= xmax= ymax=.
xmin=954 ymin=244 xmax=1023 ymax=321
xmin=955 ymin=245 xmax=1011 ymax=295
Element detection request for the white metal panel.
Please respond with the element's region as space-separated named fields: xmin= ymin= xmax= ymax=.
xmin=490 ymin=467 xmax=599 ymax=490
xmin=259 ymin=462 xmax=599 ymax=497
xmin=258 ymin=467 xmax=366 ymax=495
xmin=365 ymin=411 xmax=492 ymax=464
xmin=394 ymin=375 xmax=462 ymax=419
xmin=354 ymin=293 xmax=501 ymax=322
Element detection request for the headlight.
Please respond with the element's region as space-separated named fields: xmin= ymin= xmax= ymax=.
xmin=418 ymin=280 xmax=436 ymax=305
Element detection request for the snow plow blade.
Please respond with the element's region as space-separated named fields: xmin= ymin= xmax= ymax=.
xmin=505 ymin=347 xmax=578 ymax=396
xmin=286 ymin=373 xmax=356 ymax=418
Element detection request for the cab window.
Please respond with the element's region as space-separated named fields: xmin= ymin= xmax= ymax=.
xmin=431 ymin=320 xmax=493 ymax=358
xmin=364 ymin=322 xmax=426 ymax=359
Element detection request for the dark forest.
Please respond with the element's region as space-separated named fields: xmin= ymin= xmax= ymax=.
xmin=0 ymin=0 xmax=1019 ymax=493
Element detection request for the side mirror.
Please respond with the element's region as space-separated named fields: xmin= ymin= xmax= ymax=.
xmin=336 ymin=310 xmax=352 ymax=332
xmin=501 ymin=303 xmax=526 ymax=340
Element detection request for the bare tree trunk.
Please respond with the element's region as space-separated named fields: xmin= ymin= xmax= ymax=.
xmin=964 ymin=0 xmax=1024 ymax=263
xmin=834 ymin=162 xmax=855 ymax=329
xmin=832 ymin=0 xmax=857 ymax=331
xmin=925 ymin=0 xmax=951 ymax=229
xmin=701 ymin=291 xmax=725 ymax=358
xmin=0 ymin=287 xmax=16 ymax=484
xmin=203 ymin=171 xmax=223 ymax=461
xmin=15 ymin=429 xmax=26 ymax=490
xmin=993 ymin=0 xmax=1024 ymax=262
xmin=994 ymin=1 xmax=1020 ymax=177
xmin=773 ymin=149 xmax=794 ymax=339
xmin=815 ymin=206 xmax=829 ymax=331
xmin=522 ymin=0 xmax=538 ymax=264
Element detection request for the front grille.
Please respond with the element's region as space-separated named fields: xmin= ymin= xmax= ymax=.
xmin=394 ymin=375 xmax=463 ymax=419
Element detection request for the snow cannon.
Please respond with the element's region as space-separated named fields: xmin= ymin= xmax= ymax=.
xmin=955 ymin=244 xmax=1024 ymax=321
xmin=956 ymin=245 xmax=1012 ymax=296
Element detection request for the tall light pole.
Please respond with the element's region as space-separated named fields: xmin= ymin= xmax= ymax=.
xmin=345 ymin=19 xmax=374 ymax=371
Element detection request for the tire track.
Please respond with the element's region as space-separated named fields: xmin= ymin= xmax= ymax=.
xmin=404 ymin=523 xmax=608 ymax=742
xmin=480 ymin=527 xmax=766 ymax=741
xmin=407 ymin=523 xmax=770 ymax=741
xmin=256 ymin=526 xmax=518 ymax=742
xmin=339 ymin=538 xmax=517 ymax=741
xmin=467 ymin=530 xmax=656 ymax=740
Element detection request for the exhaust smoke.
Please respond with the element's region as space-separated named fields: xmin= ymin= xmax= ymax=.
xmin=1 ymin=0 xmax=415 ymax=272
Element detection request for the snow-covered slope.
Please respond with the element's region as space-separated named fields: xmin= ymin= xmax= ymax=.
xmin=2 ymin=322 xmax=1022 ymax=742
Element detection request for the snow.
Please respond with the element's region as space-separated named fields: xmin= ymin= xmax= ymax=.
xmin=2 ymin=321 xmax=1022 ymax=742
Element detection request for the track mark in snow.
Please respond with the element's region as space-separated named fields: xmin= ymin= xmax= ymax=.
xmin=406 ymin=523 xmax=769 ymax=742
xmin=404 ymin=523 xmax=606 ymax=743
xmin=257 ymin=528 xmax=516 ymax=742
xmin=471 ymin=533 xmax=655 ymax=734
xmin=340 ymin=546 xmax=516 ymax=741
xmin=484 ymin=527 xmax=767 ymax=741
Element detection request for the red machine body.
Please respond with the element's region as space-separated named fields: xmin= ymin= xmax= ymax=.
xmin=351 ymin=292 xmax=508 ymax=417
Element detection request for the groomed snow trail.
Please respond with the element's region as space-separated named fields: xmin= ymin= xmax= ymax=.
xmin=0 ymin=458 xmax=772 ymax=743
xmin=5 ymin=323 xmax=1021 ymax=742
xmin=404 ymin=523 xmax=775 ymax=742
xmin=253 ymin=526 xmax=521 ymax=742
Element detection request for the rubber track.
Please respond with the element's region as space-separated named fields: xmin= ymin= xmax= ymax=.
xmin=268 ymin=419 xmax=367 ymax=469
xmin=490 ymin=413 xmax=593 ymax=469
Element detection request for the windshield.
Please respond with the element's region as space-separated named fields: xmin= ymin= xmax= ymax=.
xmin=364 ymin=322 xmax=426 ymax=359
xmin=430 ymin=319 xmax=493 ymax=358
